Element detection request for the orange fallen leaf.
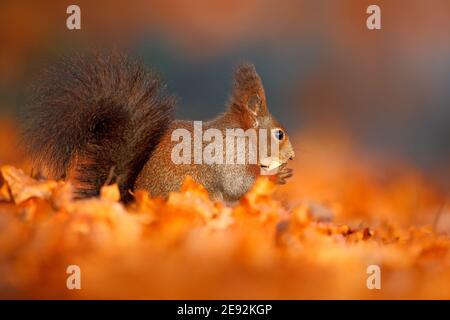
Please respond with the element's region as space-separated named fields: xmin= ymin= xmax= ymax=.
xmin=0 ymin=165 xmax=58 ymax=204
xmin=100 ymin=183 xmax=121 ymax=202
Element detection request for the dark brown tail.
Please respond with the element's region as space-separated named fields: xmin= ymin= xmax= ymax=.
xmin=23 ymin=50 xmax=175 ymax=201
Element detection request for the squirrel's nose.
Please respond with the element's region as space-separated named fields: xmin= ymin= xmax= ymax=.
xmin=289 ymin=149 xmax=295 ymax=160
xmin=285 ymin=141 xmax=295 ymax=160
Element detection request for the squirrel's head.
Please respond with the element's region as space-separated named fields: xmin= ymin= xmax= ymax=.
xmin=228 ymin=63 xmax=295 ymax=171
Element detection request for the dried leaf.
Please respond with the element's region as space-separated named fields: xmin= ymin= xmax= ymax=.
xmin=0 ymin=165 xmax=58 ymax=203
xmin=100 ymin=183 xmax=121 ymax=202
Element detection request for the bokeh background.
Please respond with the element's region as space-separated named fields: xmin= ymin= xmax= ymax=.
xmin=0 ymin=0 xmax=449 ymax=190
xmin=1 ymin=0 xmax=450 ymax=300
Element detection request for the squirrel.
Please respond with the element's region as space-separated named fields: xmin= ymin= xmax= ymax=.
xmin=23 ymin=51 xmax=295 ymax=202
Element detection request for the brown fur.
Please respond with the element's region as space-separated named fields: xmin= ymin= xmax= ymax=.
xmin=23 ymin=50 xmax=175 ymax=201
xmin=136 ymin=63 xmax=295 ymax=201
xmin=24 ymin=52 xmax=294 ymax=202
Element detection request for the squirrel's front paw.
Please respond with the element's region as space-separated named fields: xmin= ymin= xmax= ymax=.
xmin=274 ymin=165 xmax=293 ymax=185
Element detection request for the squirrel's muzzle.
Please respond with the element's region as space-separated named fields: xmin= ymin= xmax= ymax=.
xmin=282 ymin=140 xmax=295 ymax=162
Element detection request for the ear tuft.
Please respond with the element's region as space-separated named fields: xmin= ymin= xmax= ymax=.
xmin=234 ymin=63 xmax=262 ymax=94
xmin=230 ymin=62 xmax=267 ymax=115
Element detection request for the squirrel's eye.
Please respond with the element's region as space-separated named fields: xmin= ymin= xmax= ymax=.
xmin=273 ymin=129 xmax=284 ymax=141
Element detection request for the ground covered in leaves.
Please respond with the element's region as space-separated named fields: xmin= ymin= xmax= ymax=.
xmin=0 ymin=120 xmax=449 ymax=299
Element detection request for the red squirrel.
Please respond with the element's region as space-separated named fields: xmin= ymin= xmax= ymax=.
xmin=23 ymin=51 xmax=294 ymax=202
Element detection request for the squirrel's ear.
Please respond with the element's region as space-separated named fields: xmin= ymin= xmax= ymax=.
xmin=247 ymin=94 xmax=262 ymax=116
xmin=230 ymin=62 xmax=268 ymax=117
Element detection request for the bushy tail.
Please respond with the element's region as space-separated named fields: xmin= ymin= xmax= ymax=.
xmin=23 ymin=50 xmax=175 ymax=201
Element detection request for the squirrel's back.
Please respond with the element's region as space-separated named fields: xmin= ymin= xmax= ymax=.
xmin=23 ymin=50 xmax=175 ymax=201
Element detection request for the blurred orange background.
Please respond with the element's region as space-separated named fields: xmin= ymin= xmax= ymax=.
xmin=0 ymin=0 xmax=449 ymax=299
